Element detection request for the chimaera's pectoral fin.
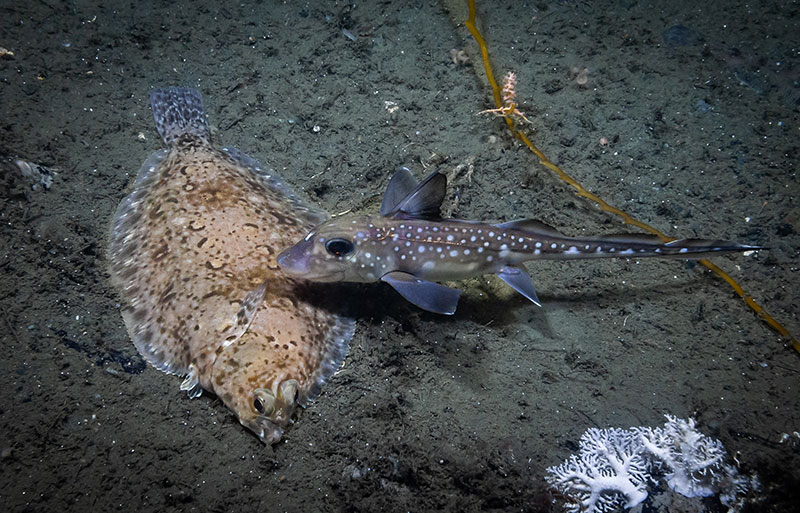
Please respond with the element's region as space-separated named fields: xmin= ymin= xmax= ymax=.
xmin=497 ymin=266 xmax=542 ymax=307
xmin=380 ymin=271 xmax=462 ymax=315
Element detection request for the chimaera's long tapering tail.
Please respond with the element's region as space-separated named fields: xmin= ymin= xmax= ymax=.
xmin=278 ymin=168 xmax=761 ymax=314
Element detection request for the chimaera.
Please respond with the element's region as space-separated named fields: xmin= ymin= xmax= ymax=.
xmin=278 ymin=168 xmax=759 ymax=315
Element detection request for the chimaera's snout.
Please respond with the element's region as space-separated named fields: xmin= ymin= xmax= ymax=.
xmin=277 ymin=236 xmax=314 ymax=276
xmin=277 ymin=232 xmax=348 ymax=282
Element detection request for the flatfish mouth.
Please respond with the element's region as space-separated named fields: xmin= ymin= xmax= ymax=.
xmin=107 ymin=87 xmax=354 ymax=444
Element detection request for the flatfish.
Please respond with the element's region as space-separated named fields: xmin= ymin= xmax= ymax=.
xmin=107 ymin=87 xmax=354 ymax=444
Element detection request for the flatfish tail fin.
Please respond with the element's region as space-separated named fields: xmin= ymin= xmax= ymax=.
xmin=149 ymin=87 xmax=211 ymax=147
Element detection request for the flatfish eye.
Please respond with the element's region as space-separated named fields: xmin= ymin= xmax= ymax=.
xmin=253 ymin=389 xmax=276 ymax=416
xmin=325 ymin=238 xmax=354 ymax=257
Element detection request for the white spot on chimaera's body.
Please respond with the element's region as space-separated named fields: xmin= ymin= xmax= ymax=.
xmin=422 ymin=261 xmax=436 ymax=271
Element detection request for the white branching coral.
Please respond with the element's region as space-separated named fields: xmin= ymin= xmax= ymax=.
xmin=546 ymin=416 xmax=755 ymax=513
xmin=545 ymin=428 xmax=650 ymax=513
xmin=638 ymin=415 xmax=725 ymax=498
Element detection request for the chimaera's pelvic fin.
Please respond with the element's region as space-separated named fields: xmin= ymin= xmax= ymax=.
xmin=497 ymin=265 xmax=542 ymax=307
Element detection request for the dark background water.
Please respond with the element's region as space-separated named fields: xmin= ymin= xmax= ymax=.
xmin=1 ymin=1 xmax=798 ymax=511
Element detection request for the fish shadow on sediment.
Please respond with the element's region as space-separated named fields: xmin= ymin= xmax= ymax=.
xmin=330 ymin=263 xmax=718 ymax=346
xmin=310 ymin=269 xmax=730 ymax=400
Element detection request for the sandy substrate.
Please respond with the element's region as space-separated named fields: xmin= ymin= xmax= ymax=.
xmin=1 ymin=1 xmax=798 ymax=512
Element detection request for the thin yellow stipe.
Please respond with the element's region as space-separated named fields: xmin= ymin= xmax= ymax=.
xmin=465 ymin=0 xmax=798 ymax=353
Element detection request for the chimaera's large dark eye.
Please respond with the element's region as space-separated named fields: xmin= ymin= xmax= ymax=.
xmin=325 ymin=238 xmax=354 ymax=256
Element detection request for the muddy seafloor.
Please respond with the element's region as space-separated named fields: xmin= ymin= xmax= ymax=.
xmin=1 ymin=0 xmax=798 ymax=512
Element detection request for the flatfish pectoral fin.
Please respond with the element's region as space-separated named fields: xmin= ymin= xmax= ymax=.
xmin=497 ymin=265 xmax=542 ymax=307
xmin=180 ymin=282 xmax=268 ymax=400
xmin=380 ymin=271 xmax=462 ymax=315
xmin=220 ymin=281 xmax=268 ymax=347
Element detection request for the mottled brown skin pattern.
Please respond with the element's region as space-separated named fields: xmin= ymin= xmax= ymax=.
xmin=109 ymin=136 xmax=352 ymax=443
xmin=143 ymin=146 xmax=305 ymax=377
xmin=213 ymin=290 xmax=343 ymax=440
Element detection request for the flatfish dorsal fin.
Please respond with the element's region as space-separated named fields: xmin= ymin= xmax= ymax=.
xmin=221 ymin=146 xmax=329 ymax=227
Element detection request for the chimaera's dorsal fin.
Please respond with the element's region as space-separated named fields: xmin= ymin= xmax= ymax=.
xmin=380 ymin=168 xmax=446 ymax=219
xmin=495 ymin=219 xmax=566 ymax=238
xmin=380 ymin=167 xmax=419 ymax=215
